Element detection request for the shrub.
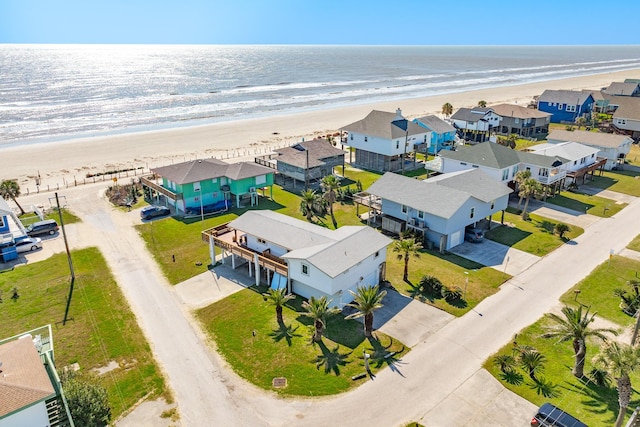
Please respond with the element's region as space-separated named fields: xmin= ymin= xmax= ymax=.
xmin=419 ymin=275 xmax=443 ymax=295
xmin=442 ymin=286 xmax=463 ymax=302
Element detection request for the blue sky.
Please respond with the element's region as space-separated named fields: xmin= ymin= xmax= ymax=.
xmin=1 ymin=0 xmax=639 ymax=45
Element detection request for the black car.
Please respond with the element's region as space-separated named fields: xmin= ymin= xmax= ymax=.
xmin=531 ymin=403 xmax=587 ymax=427
xmin=140 ymin=205 xmax=171 ymax=220
xmin=26 ymin=219 xmax=59 ymax=236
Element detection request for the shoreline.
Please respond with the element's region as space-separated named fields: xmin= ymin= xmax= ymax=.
xmin=4 ymin=68 xmax=640 ymax=192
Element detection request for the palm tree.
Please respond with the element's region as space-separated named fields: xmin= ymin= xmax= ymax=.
xmin=321 ymin=174 xmax=340 ymax=228
xmin=345 ymin=285 xmax=387 ymax=337
xmin=441 ymin=102 xmax=453 ymax=118
xmin=299 ymin=189 xmax=320 ymax=222
xmin=393 ymin=237 xmax=422 ymax=281
xmin=576 ymin=116 xmax=586 ymax=130
xmin=593 ymin=341 xmax=640 ymax=427
xmin=513 ymin=170 xmax=531 ymax=211
xmin=263 ymin=288 xmax=295 ymax=325
xmin=302 ymin=296 xmax=339 ymax=342
xmin=519 ymin=177 xmax=542 ymax=220
xmin=543 ymin=305 xmax=617 ymax=378
xmin=477 ymin=100 xmax=487 ymax=108
xmin=513 ymin=345 xmax=546 ymax=382
xmin=554 ymin=223 xmax=570 ymax=239
xmin=0 ymin=179 xmax=25 ymax=215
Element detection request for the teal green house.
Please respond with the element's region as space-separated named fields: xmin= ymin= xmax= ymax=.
xmin=143 ymin=158 xmax=274 ymax=216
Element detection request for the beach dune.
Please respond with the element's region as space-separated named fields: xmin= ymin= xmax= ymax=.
xmin=3 ymin=69 xmax=640 ymax=192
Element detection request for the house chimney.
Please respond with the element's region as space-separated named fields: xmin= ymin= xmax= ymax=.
xmin=395 ymin=108 xmax=404 ymax=120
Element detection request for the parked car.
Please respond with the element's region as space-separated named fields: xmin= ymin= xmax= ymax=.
xmin=140 ymin=205 xmax=171 ymax=220
xmin=26 ymin=219 xmax=59 ymax=236
xmin=531 ymin=403 xmax=587 ymax=427
xmin=14 ymin=237 xmax=42 ymax=253
xmin=465 ymin=227 xmax=484 ymax=243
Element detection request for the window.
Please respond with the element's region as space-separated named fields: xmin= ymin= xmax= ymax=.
xmin=566 ymin=105 xmax=576 ymax=112
xmin=0 ymin=216 xmax=4 ymax=228
xmin=539 ymin=168 xmax=548 ymax=177
xmin=401 ymin=205 xmax=408 ymax=214
xmin=424 ymin=135 xmax=427 ymax=142
xmin=302 ymin=264 xmax=309 ymax=275
xmin=591 ymin=153 xmax=595 ymax=158
xmin=396 ymin=141 xmax=399 ymax=149
xmin=350 ymin=134 xmax=353 ymax=140
xmin=255 ymin=174 xmax=266 ymax=185
xmin=374 ymin=251 xmax=379 ymax=258
xmin=617 ymin=118 xmax=627 ymax=125
xmin=512 ymin=165 xmax=518 ymax=178
xmin=526 ymin=167 xmax=531 ymax=172
xmin=472 ymin=165 xmax=479 ymax=168
xmin=418 ymin=210 xmax=424 ymax=219
xmin=460 ymin=162 xmax=467 ymax=166
xmin=574 ymin=160 xmax=577 ymax=165
xmin=490 ymin=201 xmax=495 ymax=210
xmin=502 ymin=169 xmax=509 ymax=181
xmin=211 ymin=178 xmax=218 ymax=183
xmin=364 ymin=136 xmax=368 ymax=142
xmin=558 ymin=104 xmax=563 ymax=110
xmin=257 ymin=238 xmax=266 ymax=244
xmin=514 ymin=118 xmax=519 ymax=124
xmin=581 ymin=157 xmax=586 ymax=164
xmin=470 ymin=208 xmax=475 ymax=219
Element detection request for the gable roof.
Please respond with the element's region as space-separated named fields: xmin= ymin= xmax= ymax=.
xmin=528 ymin=141 xmax=600 ymax=160
xmin=273 ymin=138 xmax=345 ymax=169
xmin=340 ymin=110 xmax=426 ymax=139
xmin=438 ymin=141 xmax=569 ymax=168
xmin=367 ymin=170 xmax=511 ymax=220
xmin=0 ymin=337 xmax=55 ymax=418
xmin=450 ymin=107 xmax=494 ymax=123
xmin=538 ymin=90 xmax=592 ymax=105
xmin=413 ymin=115 xmax=455 ymax=133
xmin=230 ymin=210 xmax=390 ymax=278
xmin=489 ymin=103 xmax=551 ymax=119
xmin=547 ymin=129 xmax=633 ymax=149
xmin=610 ymin=96 xmax=640 ymax=120
xmin=603 ymin=82 xmax=640 ymax=96
xmin=152 ymin=159 xmax=272 ymax=185
xmin=0 ymin=198 xmax=12 ymax=216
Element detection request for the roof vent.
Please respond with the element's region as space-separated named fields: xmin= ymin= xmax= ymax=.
xmin=395 ymin=108 xmax=403 ymax=120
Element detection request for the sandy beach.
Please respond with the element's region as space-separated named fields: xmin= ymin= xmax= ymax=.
xmin=3 ymin=68 xmax=640 ymax=193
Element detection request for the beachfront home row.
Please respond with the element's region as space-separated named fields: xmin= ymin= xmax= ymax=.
xmin=202 ymin=210 xmax=391 ymax=307
xmin=358 ymin=169 xmax=511 ymax=251
xmin=340 ymin=109 xmax=430 ymax=172
xmin=141 ymin=158 xmax=275 ymax=216
xmin=546 ymin=129 xmax=633 ymax=170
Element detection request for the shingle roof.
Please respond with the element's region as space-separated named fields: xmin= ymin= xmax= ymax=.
xmin=603 ymin=82 xmax=640 ymax=96
xmin=340 ymin=110 xmax=426 ymax=139
xmin=610 ymin=96 xmax=640 ymax=120
xmin=0 ymin=337 xmax=55 ymax=418
xmin=367 ymin=169 xmax=511 ymax=219
xmin=438 ymin=141 xmax=569 ymax=168
xmin=274 ymin=139 xmax=345 ymax=169
xmin=529 ymin=141 xmax=600 ymax=160
xmin=230 ymin=210 xmax=390 ymax=278
xmin=450 ymin=107 xmax=493 ymax=123
xmin=538 ymin=90 xmax=592 ymax=105
xmin=489 ymin=103 xmax=551 ymax=119
xmin=152 ymin=159 xmax=272 ymax=185
xmin=547 ymin=129 xmax=632 ymax=149
xmin=413 ymin=115 xmax=455 ymax=133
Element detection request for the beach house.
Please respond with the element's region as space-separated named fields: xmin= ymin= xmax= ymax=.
xmin=254 ymin=138 xmax=345 ymax=186
xmin=490 ymin=104 xmax=551 ymax=138
xmin=340 ymin=109 xmax=430 ymax=172
xmin=412 ymin=115 xmax=457 ymax=154
xmin=526 ymin=141 xmax=605 ymax=185
xmin=607 ymin=95 xmax=640 ymax=141
xmin=537 ymin=90 xmax=594 ymax=123
xmin=603 ymin=82 xmax=640 ymax=97
xmin=0 ymin=326 xmax=74 ymax=427
xmin=449 ymin=107 xmax=500 ymax=143
xmin=142 ymin=159 xmax=275 ymax=216
xmin=546 ymin=129 xmax=633 ymax=170
xmin=360 ymin=169 xmax=511 ymax=251
xmin=202 ymin=210 xmax=391 ymax=307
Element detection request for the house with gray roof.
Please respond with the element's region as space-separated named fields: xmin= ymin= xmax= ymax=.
xmin=203 ymin=210 xmax=391 ymax=307
xmin=340 ymin=109 xmax=430 ymax=172
xmin=537 ymin=90 xmax=594 ymax=123
xmin=450 ymin=107 xmax=501 ymax=142
xmin=608 ymin=95 xmax=640 ymax=140
xmin=547 ymin=129 xmax=633 ymax=170
xmin=256 ymin=138 xmax=345 ymax=185
xmin=603 ymin=82 xmax=640 ymax=97
xmin=526 ymin=141 xmax=606 ymax=184
xmin=426 ymin=142 xmax=570 ymax=191
xmin=490 ymin=104 xmax=551 ymax=138
xmin=142 ymin=158 xmax=274 ymax=216
xmin=413 ymin=115 xmax=456 ymax=154
xmin=364 ymin=169 xmax=511 ymax=250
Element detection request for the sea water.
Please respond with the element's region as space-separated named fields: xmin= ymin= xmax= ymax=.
xmin=1 ymin=44 xmax=640 ymax=146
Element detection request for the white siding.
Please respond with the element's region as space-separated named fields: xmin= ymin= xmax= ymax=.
xmin=0 ymin=401 xmax=51 ymax=427
xmin=347 ymin=131 xmax=430 ymax=156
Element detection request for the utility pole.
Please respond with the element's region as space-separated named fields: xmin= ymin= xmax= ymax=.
xmin=55 ymin=192 xmax=75 ymax=325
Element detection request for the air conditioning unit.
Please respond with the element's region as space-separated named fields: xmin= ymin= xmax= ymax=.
xmin=249 ymin=187 xmax=256 ymax=193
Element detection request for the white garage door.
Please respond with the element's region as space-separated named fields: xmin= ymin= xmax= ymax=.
xmin=448 ymin=230 xmax=463 ymax=248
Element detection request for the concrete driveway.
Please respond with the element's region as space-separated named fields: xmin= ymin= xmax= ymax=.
xmin=448 ymin=239 xmax=540 ymax=276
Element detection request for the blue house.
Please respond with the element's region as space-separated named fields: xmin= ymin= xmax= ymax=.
xmin=413 ymin=115 xmax=456 ymax=154
xmin=537 ymin=90 xmax=594 ymax=123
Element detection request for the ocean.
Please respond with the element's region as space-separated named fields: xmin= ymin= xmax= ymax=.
xmin=2 ymin=44 xmax=640 ymax=147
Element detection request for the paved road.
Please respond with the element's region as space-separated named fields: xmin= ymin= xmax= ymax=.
xmin=13 ymin=183 xmax=640 ymax=427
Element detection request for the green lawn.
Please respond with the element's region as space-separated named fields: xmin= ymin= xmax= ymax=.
xmin=0 ymin=248 xmax=167 ymax=418
xmin=545 ymin=191 xmax=626 ymax=217
xmin=586 ymin=169 xmax=640 ymax=197
xmin=484 ymin=255 xmax=640 ymax=425
xmin=628 ymin=235 xmax=640 ymax=252
xmin=46 ymin=207 xmax=82 ymax=225
xmin=487 ymin=209 xmax=584 ymax=256
xmin=196 ymin=286 xmax=408 ymax=396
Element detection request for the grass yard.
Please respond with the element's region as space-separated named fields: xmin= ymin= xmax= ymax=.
xmin=46 ymin=207 xmax=81 ymax=225
xmin=586 ymin=169 xmax=640 ymax=197
xmin=485 ymin=255 xmax=640 ymax=425
xmin=628 ymin=234 xmax=640 ymax=252
xmin=196 ymin=286 xmax=408 ymax=396
xmin=385 ymin=248 xmax=510 ymax=317
xmin=487 ymin=209 xmax=583 ymax=256
xmin=545 ymin=191 xmax=626 ymax=217
xmin=0 ymin=248 xmax=167 ymax=418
